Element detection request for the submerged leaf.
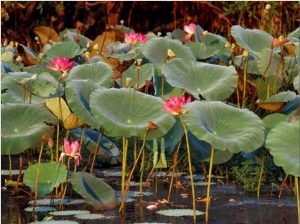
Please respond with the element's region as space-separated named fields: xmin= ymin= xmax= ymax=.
xmin=70 ymin=172 xmax=118 ymax=210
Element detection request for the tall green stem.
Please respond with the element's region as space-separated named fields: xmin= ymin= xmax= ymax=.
xmin=179 ymin=115 xmax=196 ymax=222
xmin=242 ymin=55 xmax=249 ymax=109
xmin=257 ymin=154 xmax=265 ymax=197
xmin=205 ymin=147 xmax=215 ymax=223
xmin=90 ymin=127 xmax=103 ymax=174
xmin=119 ymin=137 xmax=128 ymax=213
xmin=32 ymin=137 xmax=45 ymax=218
xmin=295 ymin=176 xmax=300 ymax=224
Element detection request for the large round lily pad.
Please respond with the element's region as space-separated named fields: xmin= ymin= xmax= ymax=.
xmin=90 ymin=88 xmax=175 ymax=139
xmin=265 ymin=120 xmax=300 ymax=176
xmin=182 ymin=101 xmax=264 ymax=153
xmin=1 ymin=103 xmax=57 ymax=155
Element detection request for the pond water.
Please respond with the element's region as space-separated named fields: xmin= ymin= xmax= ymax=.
xmin=1 ymin=168 xmax=297 ymax=224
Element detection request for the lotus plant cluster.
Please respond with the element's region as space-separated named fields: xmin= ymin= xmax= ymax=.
xmin=1 ymin=11 xmax=299 ymax=224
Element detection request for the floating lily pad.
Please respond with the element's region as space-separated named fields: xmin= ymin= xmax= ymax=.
xmin=156 ymin=209 xmax=205 ymax=216
xmin=49 ymin=210 xmax=90 ymax=216
xmin=71 ymin=172 xmax=118 ymax=210
xmin=23 ymin=162 xmax=67 ymax=197
xmin=24 ymin=206 xmax=56 ymax=212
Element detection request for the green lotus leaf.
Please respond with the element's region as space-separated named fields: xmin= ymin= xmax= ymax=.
xmin=153 ymin=67 xmax=185 ymax=98
xmin=143 ymin=37 xmax=195 ymax=66
xmin=172 ymin=28 xmax=185 ymax=41
xmin=13 ymin=72 xmax=58 ymax=98
xmin=162 ymin=58 xmax=238 ymax=100
xmin=59 ymin=29 xmax=93 ymax=48
xmin=65 ymin=80 xmax=101 ymax=128
xmin=45 ymin=41 xmax=86 ymax=59
xmin=66 ymin=62 xmax=113 ymax=88
xmin=182 ymin=101 xmax=264 ymax=153
xmin=1 ymin=103 xmax=57 ymax=155
xmin=1 ymin=51 xmax=14 ymax=62
xmin=1 ymin=72 xmax=45 ymax=104
xmin=23 ymin=162 xmax=67 ymax=197
xmin=264 ymin=91 xmax=296 ymax=102
xmin=234 ymin=55 xmax=259 ymax=74
xmin=263 ymin=114 xmax=289 ymax=129
xmin=200 ymin=32 xmax=228 ymax=52
xmin=231 ymin=25 xmax=273 ymax=56
xmin=70 ymin=172 xmax=118 ymax=210
xmin=121 ymin=63 xmax=154 ymax=88
xmin=90 ymin=88 xmax=175 ymax=139
xmin=287 ymin=27 xmax=300 ymax=43
xmin=257 ymin=48 xmax=285 ymax=85
xmin=185 ymin=42 xmax=218 ymax=60
xmin=265 ymin=121 xmax=300 ymax=176
xmin=152 ymin=138 xmax=167 ymax=168
xmin=294 ymin=74 xmax=300 ymax=93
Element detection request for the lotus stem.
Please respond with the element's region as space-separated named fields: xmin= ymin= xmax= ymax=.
xmin=205 ymin=147 xmax=215 ymax=223
xmin=8 ymin=154 xmax=12 ymax=180
xmin=242 ymin=55 xmax=249 ymax=109
xmin=295 ymin=176 xmax=300 ymax=224
xmin=15 ymin=154 xmax=23 ymax=194
xmin=32 ymin=136 xmax=46 ymax=219
xmin=139 ymin=147 xmax=145 ymax=194
xmin=59 ymin=157 xmax=71 ymax=209
xmin=161 ymin=74 xmax=165 ymax=100
xmin=121 ymin=129 xmax=150 ymax=210
xmin=56 ymin=79 xmax=62 ymax=162
xmin=136 ymin=66 xmax=140 ymax=89
xmin=179 ymin=115 xmax=196 ymax=222
xmin=257 ymin=154 xmax=265 ymax=197
xmin=119 ymin=137 xmax=128 ymax=213
xmin=168 ymin=139 xmax=182 ymax=201
xmin=90 ymin=127 xmax=103 ymax=174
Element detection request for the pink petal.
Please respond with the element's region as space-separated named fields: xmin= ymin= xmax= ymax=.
xmin=64 ymin=138 xmax=72 ymax=154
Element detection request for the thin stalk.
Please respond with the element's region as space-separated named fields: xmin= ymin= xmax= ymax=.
xmin=139 ymin=147 xmax=145 ymax=194
xmin=59 ymin=157 xmax=71 ymax=209
xmin=205 ymin=147 xmax=215 ymax=223
xmin=32 ymin=137 xmax=45 ymax=219
xmin=136 ymin=67 xmax=140 ymax=89
xmin=14 ymin=154 xmax=23 ymax=194
xmin=168 ymin=139 xmax=182 ymax=201
xmin=8 ymin=154 xmax=12 ymax=180
xmin=161 ymin=74 xmax=165 ymax=100
xmin=121 ymin=129 xmax=150 ymax=209
xmin=295 ymin=176 xmax=300 ymax=224
xmin=90 ymin=127 xmax=103 ymax=174
xmin=179 ymin=115 xmax=196 ymax=222
xmin=257 ymin=154 xmax=265 ymax=197
xmin=242 ymin=56 xmax=249 ymax=109
xmin=119 ymin=137 xmax=128 ymax=213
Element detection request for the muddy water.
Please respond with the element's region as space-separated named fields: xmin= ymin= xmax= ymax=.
xmin=1 ymin=176 xmax=297 ymax=224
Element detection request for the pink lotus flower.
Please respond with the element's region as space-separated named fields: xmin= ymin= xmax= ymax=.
xmin=47 ymin=57 xmax=74 ymax=73
xmin=162 ymin=95 xmax=192 ymax=116
xmin=125 ymin=32 xmax=148 ymax=45
xmin=183 ymin=23 xmax=197 ymax=41
xmin=59 ymin=138 xmax=82 ymax=166
xmin=137 ymin=33 xmax=148 ymax=44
